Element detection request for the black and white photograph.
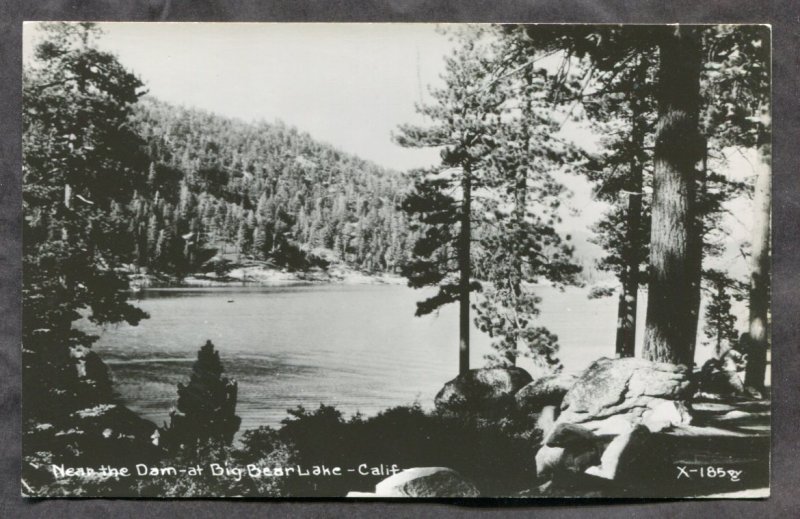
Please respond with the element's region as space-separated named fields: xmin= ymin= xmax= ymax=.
xmin=20 ymin=22 xmax=771 ymax=499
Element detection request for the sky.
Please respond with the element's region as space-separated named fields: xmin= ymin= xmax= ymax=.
xmin=24 ymin=22 xmax=452 ymax=172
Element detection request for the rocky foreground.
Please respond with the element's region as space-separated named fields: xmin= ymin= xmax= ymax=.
xmin=24 ymin=343 xmax=768 ymax=499
xmin=348 ymin=357 xmax=770 ymax=499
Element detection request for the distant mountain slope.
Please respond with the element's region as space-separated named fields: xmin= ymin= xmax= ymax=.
xmin=124 ymin=97 xmax=414 ymax=276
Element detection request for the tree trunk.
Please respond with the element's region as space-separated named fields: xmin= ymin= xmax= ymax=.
xmin=685 ymin=139 xmax=708 ymax=364
xmin=615 ymin=76 xmax=645 ymax=358
xmin=509 ymin=67 xmax=534 ymax=367
xmin=744 ymin=143 xmax=771 ymax=391
xmin=716 ymin=282 xmax=724 ymax=358
xmin=616 ymin=186 xmax=641 ymax=358
xmin=459 ymin=166 xmax=472 ymax=375
xmin=61 ymin=183 xmax=72 ymax=241
xmin=642 ymin=27 xmax=704 ymax=366
xmin=507 ymin=167 xmax=527 ymax=368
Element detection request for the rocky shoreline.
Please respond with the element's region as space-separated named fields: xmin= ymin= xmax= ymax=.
xmin=128 ymin=263 xmax=406 ymax=289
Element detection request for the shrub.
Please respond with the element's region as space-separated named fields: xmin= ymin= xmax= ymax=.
xmin=240 ymin=402 xmax=542 ymax=497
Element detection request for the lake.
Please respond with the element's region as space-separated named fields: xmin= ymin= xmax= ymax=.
xmin=85 ymin=284 xmax=718 ymax=433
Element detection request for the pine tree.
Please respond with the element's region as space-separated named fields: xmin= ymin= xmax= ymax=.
xmin=22 ymin=22 xmax=149 ymax=415
xmin=701 ymin=25 xmax=771 ymax=390
xmin=235 ymin=217 xmax=248 ymax=260
xmin=163 ymin=340 xmax=241 ymax=449
xmin=511 ymin=25 xmax=708 ymax=366
xmin=510 ymin=25 xmax=767 ymax=368
xmin=155 ymin=227 xmax=171 ymax=268
xmin=470 ymin=38 xmax=583 ymax=369
xmin=253 ymin=225 xmax=267 ymax=260
xmin=146 ymin=213 xmax=159 ymax=265
xmin=395 ymin=27 xmax=504 ymax=375
xmin=577 ymin=51 xmax=657 ymax=358
xmin=702 ymin=270 xmax=743 ymax=358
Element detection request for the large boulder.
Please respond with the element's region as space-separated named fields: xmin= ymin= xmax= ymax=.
xmin=584 ymin=424 xmax=652 ymax=482
xmin=434 ymin=367 xmax=532 ymax=416
xmin=536 ymin=423 xmax=601 ymax=482
xmin=371 ymin=467 xmax=480 ymax=497
xmin=515 ymin=372 xmax=577 ymax=414
xmin=556 ymin=357 xmax=692 ymax=433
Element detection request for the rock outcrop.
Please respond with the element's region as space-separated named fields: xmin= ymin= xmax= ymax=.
xmin=347 ymin=467 xmax=480 ymax=498
xmin=515 ymin=372 xmax=576 ymax=415
xmin=434 ymin=367 xmax=532 ymax=416
xmin=556 ymin=357 xmax=693 ymax=433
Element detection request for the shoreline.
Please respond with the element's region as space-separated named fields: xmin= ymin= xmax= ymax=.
xmin=128 ymin=264 xmax=407 ymax=290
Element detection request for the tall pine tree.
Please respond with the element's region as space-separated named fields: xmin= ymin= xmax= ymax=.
xmin=471 ymin=32 xmax=583 ymax=369
xmin=701 ymin=25 xmax=771 ymax=390
xmin=23 ymin=22 xmax=149 ymax=414
xmin=395 ymin=28 xmax=506 ymax=375
xmin=509 ymin=25 xmax=708 ymax=366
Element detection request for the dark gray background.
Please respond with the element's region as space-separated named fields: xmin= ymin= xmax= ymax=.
xmin=1 ymin=1 xmax=797 ymax=517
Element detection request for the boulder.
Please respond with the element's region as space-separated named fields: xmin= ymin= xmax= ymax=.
xmin=515 ymin=372 xmax=577 ymax=414
xmin=556 ymin=357 xmax=692 ymax=431
xmin=535 ymin=445 xmax=566 ymax=481
xmin=434 ymin=367 xmax=532 ymax=416
xmin=641 ymin=400 xmax=692 ymax=433
xmin=581 ymin=414 xmax=636 ymax=436
xmin=536 ymin=405 xmax=558 ymax=436
xmin=545 ymin=422 xmax=596 ymax=449
xmin=696 ymin=357 xmax=746 ymax=397
xmin=536 ymin=422 xmax=601 ymax=483
xmin=372 ymin=467 xmax=480 ymax=497
xmin=584 ymin=424 xmax=652 ymax=481
xmin=535 ymin=444 xmax=599 ymax=483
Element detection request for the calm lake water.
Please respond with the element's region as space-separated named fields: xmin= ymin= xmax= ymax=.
xmin=86 ymin=284 xmax=718 ymax=433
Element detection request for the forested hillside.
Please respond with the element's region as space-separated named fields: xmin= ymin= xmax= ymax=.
xmin=125 ymin=98 xmax=413 ymax=276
